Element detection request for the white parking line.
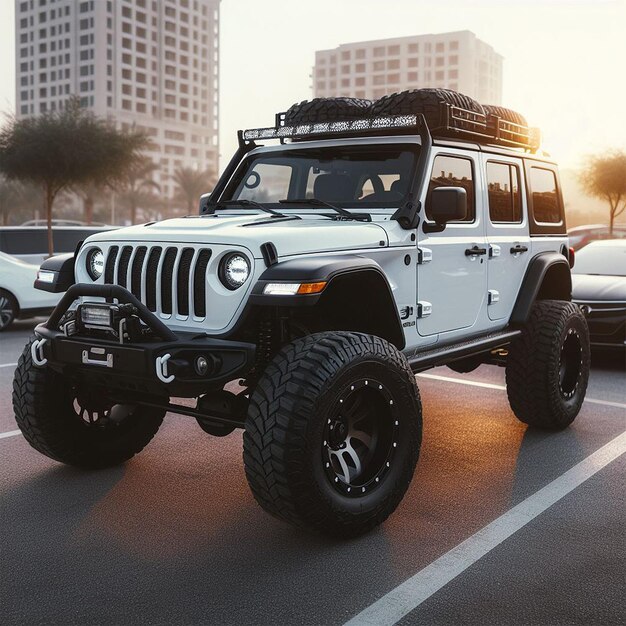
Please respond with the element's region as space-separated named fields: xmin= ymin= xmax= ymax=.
xmin=0 ymin=362 xmax=18 ymax=369
xmin=0 ymin=429 xmax=22 ymax=440
xmin=417 ymin=372 xmax=626 ymax=410
xmin=344 ymin=429 xmax=626 ymax=626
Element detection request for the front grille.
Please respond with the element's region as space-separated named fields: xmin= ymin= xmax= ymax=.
xmin=104 ymin=245 xmax=212 ymax=319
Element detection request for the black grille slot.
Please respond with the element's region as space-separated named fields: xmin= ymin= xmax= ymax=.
xmin=176 ymin=248 xmax=195 ymax=316
xmin=193 ymin=249 xmax=212 ymax=317
xmin=130 ymin=246 xmax=147 ymax=299
xmin=160 ymin=247 xmax=177 ymax=315
xmin=104 ymin=246 xmax=118 ymax=284
xmin=145 ymin=247 xmax=162 ymax=311
xmin=116 ymin=246 xmax=133 ymax=288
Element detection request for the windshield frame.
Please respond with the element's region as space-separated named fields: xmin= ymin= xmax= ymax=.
xmin=219 ymin=140 xmax=421 ymax=212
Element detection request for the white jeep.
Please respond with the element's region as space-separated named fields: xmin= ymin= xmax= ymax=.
xmin=13 ymin=89 xmax=590 ymax=537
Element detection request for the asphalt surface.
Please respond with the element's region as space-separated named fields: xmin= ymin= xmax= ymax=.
xmin=1 ymin=319 xmax=624 ymax=625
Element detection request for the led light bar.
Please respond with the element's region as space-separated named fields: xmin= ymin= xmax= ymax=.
xmin=243 ymin=114 xmax=419 ymax=142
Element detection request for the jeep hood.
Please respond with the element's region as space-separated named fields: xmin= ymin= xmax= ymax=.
xmin=572 ymin=274 xmax=626 ymax=301
xmin=86 ymin=214 xmax=390 ymax=257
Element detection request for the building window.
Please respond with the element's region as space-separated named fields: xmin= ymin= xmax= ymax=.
xmin=373 ymin=46 xmax=385 ymax=57
xmin=387 ymin=45 xmax=400 ymax=55
xmin=355 ymin=48 xmax=365 ymax=59
xmin=408 ymin=43 xmax=418 ymax=53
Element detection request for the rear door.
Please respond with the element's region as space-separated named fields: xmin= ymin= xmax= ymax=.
xmin=482 ymin=155 xmax=531 ymax=321
xmin=416 ymin=150 xmax=487 ymax=336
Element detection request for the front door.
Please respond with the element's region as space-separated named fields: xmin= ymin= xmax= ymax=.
xmin=481 ymin=156 xmax=531 ymax=321
xmin=417 ymin=150 xmax=487 ymax=337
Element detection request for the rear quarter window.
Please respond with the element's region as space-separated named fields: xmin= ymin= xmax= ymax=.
xmin=529 ymin=167 xmax=561 ymax=224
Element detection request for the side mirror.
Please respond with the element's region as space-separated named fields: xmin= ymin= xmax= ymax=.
xmin=428 ymin=187 xmax=467 ymax=226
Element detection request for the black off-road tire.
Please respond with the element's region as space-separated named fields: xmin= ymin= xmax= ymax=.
xmin=12 ymin=337 xmax=165 ymax=468
xmin=506 ymin=300 xmax=590 ymax=430
xmin=284 ymin=97 xmax=372 ymax=125
xmin=0 ymin=289 xmax=18 ymax=331
xmin=483 ymin=104 xmax=528 ymax=128
xmin=243 ymin=331 xmax=422 ymax=538
xmin=369 ymin=88 xmax=484 ymax=129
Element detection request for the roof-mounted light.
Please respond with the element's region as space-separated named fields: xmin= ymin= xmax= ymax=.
xmin=242 ymin=114 xmax=419 ymax=142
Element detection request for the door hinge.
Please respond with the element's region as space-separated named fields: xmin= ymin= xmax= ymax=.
xmin=488 ymin=290 xmax=500 ymax=305
xmin=417 ymin=301 xmax=432 ymax=318
xmin=489 ymin=244 xmax=501 ymax=258
xmin=417 ymin=247 xmax=432 ymax=264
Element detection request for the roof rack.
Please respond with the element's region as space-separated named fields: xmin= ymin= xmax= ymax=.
xmin=242 ymin=102 xmax=540 ymax=152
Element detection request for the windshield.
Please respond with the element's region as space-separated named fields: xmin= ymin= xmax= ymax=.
xmin=223 ymin=144 xmax=419 ymax=209
xmin=572 ymin=244 xmax=626 ymax=277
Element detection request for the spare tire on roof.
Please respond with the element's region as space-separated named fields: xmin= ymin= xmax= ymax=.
xmin=483 ymin=105 xmax=528 ymax=128
xmin=369 ymin=88 xmax=484 ymax=129
xmin=284 ymin=97 xmax=372 ymax=125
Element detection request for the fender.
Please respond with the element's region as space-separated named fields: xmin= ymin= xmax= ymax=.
xmin=34 ymin=253 xmax=75 ymax=293
xmin=249 ymin=255 xmax=405 ymax=349
xmin=510 ymin=251 xmax=571 ymax=325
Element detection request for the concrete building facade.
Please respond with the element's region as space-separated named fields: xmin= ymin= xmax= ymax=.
xmin=15 ymin=0 xmax=220 ymax=199
xmin=313 ymin=30 xmax=502 ymax=105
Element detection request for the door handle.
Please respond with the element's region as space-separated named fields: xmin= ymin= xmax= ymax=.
xmin=510 ymin=245 xmax=528 ymax=254
xmin=465 ymin=246 xmax=487 ymax=256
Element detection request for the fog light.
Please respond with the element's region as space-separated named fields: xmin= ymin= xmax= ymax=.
xmin=195 ymin=355 xmax=209 ymax=376
xmin=80 ymin=304 xmax=114 ymax=328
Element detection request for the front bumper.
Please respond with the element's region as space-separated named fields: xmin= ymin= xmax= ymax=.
xmin=32 ymin=283 xmax=256 ymax=397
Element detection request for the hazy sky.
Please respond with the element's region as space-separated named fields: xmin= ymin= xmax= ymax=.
xmin=1 ymin=0 xmax=625 ymax=171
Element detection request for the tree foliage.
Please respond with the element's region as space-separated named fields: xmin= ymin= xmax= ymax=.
xmin=0 ymin=98 xmax=149 ymax=255
xmin=579 ymin=151 xmax=626 ymax=234
xmin=115 ymin=156 xmax=160 ymax=225
xmin=172 ymin=166 xmax=215 ymax=214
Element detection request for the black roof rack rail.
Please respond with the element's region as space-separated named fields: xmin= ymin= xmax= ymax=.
xmin=241 ymin=102 xmax=540 ymax=152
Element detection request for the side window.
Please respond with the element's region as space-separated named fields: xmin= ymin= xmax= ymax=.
xmin=427 ymin=155 xmax=475 ymax=222
xmin=530 ymin=167 xmax=561 ymax=224
xmin=236 ymin=163 xmax=292 ymax=203
xmin=486 ymin=161 xmax=522 ymax=223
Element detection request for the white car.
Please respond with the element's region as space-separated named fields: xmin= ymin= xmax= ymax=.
xmin=0 ymin=252 xmax=60 ymax=331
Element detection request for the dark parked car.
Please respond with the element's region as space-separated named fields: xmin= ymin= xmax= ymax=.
xmin=0 ymin=225 xmax=116 ymax=265
xmin=572 ymin=240 xmax=626 ymax=350
xmin=568 ymin=223 xmax=626 ymax=250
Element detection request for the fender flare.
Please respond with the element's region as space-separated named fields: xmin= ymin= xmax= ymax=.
xmin=249 ymin=255 xmax=405 ymax=348
xmin=34 ymin=253 xmax=76 ymax=293
xmin=510 ymin=251 xmax=571 ymax=324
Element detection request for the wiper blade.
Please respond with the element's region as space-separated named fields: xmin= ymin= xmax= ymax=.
xmin=279 ymin=198 xmax=371 ymax=222
xmin=212 ymin=199 xmax=287 ymax=217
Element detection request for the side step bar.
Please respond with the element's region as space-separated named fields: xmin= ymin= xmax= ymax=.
xmin=407 ymin=329 xmax=521 ymax=373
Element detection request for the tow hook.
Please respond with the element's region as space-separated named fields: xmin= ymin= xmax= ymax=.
xmin=155 ymin=353 xmax=175 ymax=383
xmin=31 ymin=338 xmax=48 ymax=367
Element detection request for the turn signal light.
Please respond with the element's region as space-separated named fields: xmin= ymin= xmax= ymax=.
xmin=297 ymin=281 xmax=327 ymax=295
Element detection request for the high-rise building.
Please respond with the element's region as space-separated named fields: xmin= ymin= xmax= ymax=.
xmin=14 ymin=0 xmax=220 ymax=200
xmin=313 ymin=31 xmax=502 ymax=105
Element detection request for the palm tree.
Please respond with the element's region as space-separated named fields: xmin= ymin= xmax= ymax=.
xmin=172 ymin=166 xmax=215 ymax=215
xmin=116 ymin=157 xmax=160 ymax=224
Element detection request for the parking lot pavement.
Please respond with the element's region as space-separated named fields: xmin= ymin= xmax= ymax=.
xmin=1 ymin=323 xmax=624 ymax=626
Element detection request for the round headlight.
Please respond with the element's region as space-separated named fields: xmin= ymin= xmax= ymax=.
xmin=86 ymin=248 xmax=104 ymax=280
xmin=220 ymin=253 xmax=250 ymax=290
